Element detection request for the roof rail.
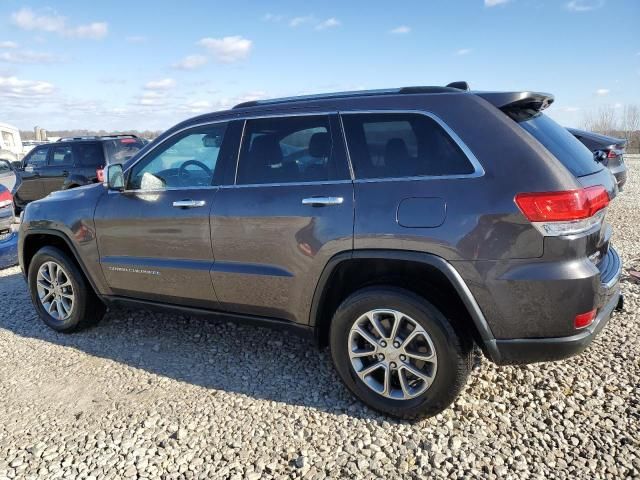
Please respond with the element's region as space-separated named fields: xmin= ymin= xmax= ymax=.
xmin=59 ymin=134 xmax=139 ymax=142
xmin=232 ymin=84 xmax=467 ymax=109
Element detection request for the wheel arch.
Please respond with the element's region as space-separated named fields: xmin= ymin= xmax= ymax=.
xmin=21 ymin=229 xmax=102 ymax=298
xmin=310 ymin=249 xmax=500 ymax=362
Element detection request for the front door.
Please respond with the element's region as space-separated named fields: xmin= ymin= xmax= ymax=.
xmin=210 ymin=114 xmax=354 ymax=324
xmin=15 ymin=145 xmax=49 ymax=206
xmin=94 ymin=121 xmax=236 ymax=308
xmin=39 ymin=144 xmax=74 ymax=195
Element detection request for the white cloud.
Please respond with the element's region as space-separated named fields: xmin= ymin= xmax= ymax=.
xmin=389 ymin=26 xmax=411 ymax=34
xmin=316 ymin=18 xmax=340 ymax=30
xmin=566 ymin=0 xmax=604 ymax=12
xmin=0 ymin=75 xmax=55 ymax=98
xmin=595 ymin=88 xmax=610 ymax=96
xmin=485 ymin=0 xmax=510 ymax=7
xmin=0 ymin=50 xmax=60 ymax=64
xmin=69 ymin=22 xmax=108 ymax=39
xmin=456 ymin=48 xmax=472 ymax=55
xmin=11 ymin=7 xmax=108 ymax=39
xmin=145 ymin=78 xmax=176 ymax=90
xmin=0 ymin=41 xmax=18 ymax=49
xmin=137 ymin=90 xmax=168 ymax=107
xmin=561 ymin=106 xmax=581 ymax=112
xmin=172 ymin=54 xmax=208 ymax=70
xmin=198 ymin=36 xmax=252 ymax=63
xmin=289 ymin=16 xmax=313 ymax=27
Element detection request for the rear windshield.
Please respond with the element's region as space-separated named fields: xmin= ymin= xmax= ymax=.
xmin=103 ymin=138 xmax=145 ymax=163
xmin=518 ymin=114 xmax=602 ymax=177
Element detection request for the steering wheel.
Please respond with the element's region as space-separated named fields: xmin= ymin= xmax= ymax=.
xmin=179 ymin=160 xmax=212 ymax=179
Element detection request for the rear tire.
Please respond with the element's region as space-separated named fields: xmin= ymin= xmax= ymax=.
xmin=329 ymin=286 xmax=472 ymax=420
xmin=28 ymin=246 xmax=105 ymax=332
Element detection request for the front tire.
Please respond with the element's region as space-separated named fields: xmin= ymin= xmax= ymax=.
xmin=330 ymin=286 xmax=472 ymax=420
xmin=28 ymin=246 xmax=105 ymax=332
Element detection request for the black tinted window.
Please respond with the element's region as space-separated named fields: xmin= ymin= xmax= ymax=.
xmin=342 ymin=113 xmax=475 ymax=179
xmin=104 ymin=138 xmax=145 ymax=163
xmin=75 ymin=143 xmax=105 ymax=167
xmin=236 ymin=115 xmax=340 ymax=185
xmin=50 ymin=146 xmax=73 ymax=166
xmin=519 ymin=114 xmax=601 ymax=177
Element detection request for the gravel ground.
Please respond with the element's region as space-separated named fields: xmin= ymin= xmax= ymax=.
xmin=1 ymin=160 xmax=639 ymax=480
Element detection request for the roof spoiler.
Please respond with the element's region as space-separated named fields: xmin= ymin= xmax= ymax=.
xmin=476 ymin=91 xmax=554 ymax=120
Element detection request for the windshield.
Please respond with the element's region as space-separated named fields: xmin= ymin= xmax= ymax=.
xmin=103 ymin=138 xmax=145 ymax=163
xmin=518 ymin=114 xmax=602 ymax=177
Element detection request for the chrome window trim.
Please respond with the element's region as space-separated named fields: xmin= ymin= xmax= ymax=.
xmin=338 ymin=109 xmax=485 ymax=182
xmin=121 ymin=108 xmax=483 ymax=193
xmin=219 ymin=179 xmax=353 ymax=189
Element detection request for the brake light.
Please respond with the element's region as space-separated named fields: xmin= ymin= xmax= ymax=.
xmin=607 ymin=150 xmax=618 ymax=159
xmin=574 ymin=309 xmax=596 ymax=329
xmin=121 ymin=138 xmax=136 ymax=144
xmin=0 ymin=189 xmax=12 ymax=208
xmin=515 ymin=186 xmax=609 ymax=236
xmin=96 ymin=168 xmax=105 ymax=183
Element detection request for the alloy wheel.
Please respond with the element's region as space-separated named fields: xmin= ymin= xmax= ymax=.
xmin=36 ymin=261 xmax=75 ymax=321
xmin=348 ymin=309 xmax=438 ymax=400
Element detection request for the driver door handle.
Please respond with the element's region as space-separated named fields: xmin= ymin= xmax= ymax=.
xmin=172 ymin=199 xmax=206 ymax=208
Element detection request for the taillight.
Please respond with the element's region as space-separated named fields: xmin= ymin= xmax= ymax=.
xmin=0 ymin=189 xmax=12 ymax=209
xmin=574 ymin=309 xmax=596 ymax=329
xmin=96 ymin=168 xmax=105 ymax=183
xmin=607 ymin=150 xmax=618 ymax=159
xmin=515 ymin=186 xmax=609 ymax=236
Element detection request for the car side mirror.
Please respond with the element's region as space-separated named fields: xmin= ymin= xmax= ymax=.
xmin=106 ymin=163 xmax=125 ymax=191
xmin=10 ymin=161 xmax=22 ymax=170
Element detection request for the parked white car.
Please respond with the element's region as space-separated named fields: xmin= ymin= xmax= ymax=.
xmin=0 ymin=123 xmax=24 ymax=165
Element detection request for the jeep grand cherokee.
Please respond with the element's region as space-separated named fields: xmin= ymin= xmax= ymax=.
xmin=18 ymin=83 xmax=622 ymax=419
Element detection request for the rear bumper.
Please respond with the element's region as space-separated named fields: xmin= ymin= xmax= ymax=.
xmin=0 ymin=231 xmax=18 ymax=269
xmin=491 ymin=247 xmax=622 ymax=365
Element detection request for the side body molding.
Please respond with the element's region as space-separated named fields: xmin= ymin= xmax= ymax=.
xmin=309 ymin=249 xmax=500 ymax=362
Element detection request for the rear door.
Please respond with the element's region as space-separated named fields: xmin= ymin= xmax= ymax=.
xmin=210 ymin=113 xmax=354 ymax=324
xmin=40 ymin=144 xmax=74 ymax=194
xmin=94 ymin=121 xmax=239 ymax=308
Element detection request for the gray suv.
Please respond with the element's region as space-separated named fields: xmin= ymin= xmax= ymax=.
xmin=18 ymin=84 xmax=623 ymax=419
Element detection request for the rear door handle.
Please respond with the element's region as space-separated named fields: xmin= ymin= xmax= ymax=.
xmin=172 ymin=199 xmax=206 ymax=208
xmin=301 ymin=196 xmax=344 ymax=206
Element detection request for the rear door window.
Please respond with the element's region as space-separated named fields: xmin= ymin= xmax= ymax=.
xmin=518 ymin=114 xmax=601 ymax=177
xmin=49 ymin=145 xmax=74 ymax=166
xmin=236 ymin=115 xmax=347 ymax=185
xmin=341 ymin=112 xmax=475 ymax=179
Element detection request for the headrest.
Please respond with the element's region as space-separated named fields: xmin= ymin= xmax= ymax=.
xmin=309 ymin=132 xmax=330 ymax=158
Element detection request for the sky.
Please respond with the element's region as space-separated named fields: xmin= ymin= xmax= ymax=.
xmin=0 ymin=0 xmax=639 ymax=132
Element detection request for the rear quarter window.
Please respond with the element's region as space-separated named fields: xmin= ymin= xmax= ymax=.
xmin=341 ymin=112 xmax=476 ymax=179
xmin=518 ymin=114 xmax=602 ymax=177
xmin=75 ymin=143 xmax=105 ymax=167
xmin=104 ymin=138 xmax=145 ymax=164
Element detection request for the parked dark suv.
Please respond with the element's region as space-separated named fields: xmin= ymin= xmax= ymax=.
xmin=14 ymin=135 xmax=145 ymax=214
xmin=18 ymin=84 xmax=622 ymax=419
xmin=567 ymin=128 xmax=628 ymax=190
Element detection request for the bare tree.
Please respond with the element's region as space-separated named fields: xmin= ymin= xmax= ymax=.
xmin=620 ymin=105 xmax=640 ymax=144
xmin=581 ymin=105 xmax=618 ymax=136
